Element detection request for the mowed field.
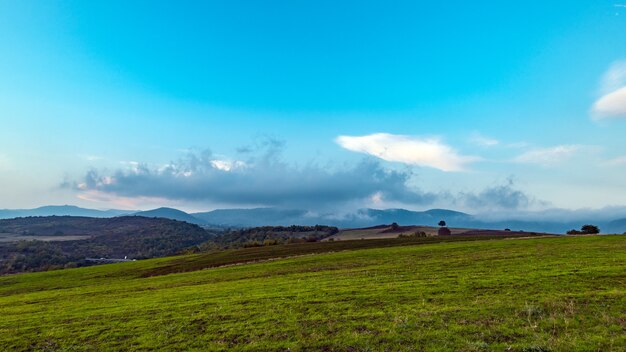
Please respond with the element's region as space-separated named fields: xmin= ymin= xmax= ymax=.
xmin=0 ymin=235 xmax=624 ymax=351
xmin=0 ymin=233 xmax=92 ymax=242
xmin=329 ymin=226 xmax=478 ymax=240
xmin=328 ymin=225 xmax=544 ymax=241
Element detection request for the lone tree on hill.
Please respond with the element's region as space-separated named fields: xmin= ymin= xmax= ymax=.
xmin=581 ymin=224 xmax=600 ymax=234
xmin=566 ymin=224 xmax=600 ymax=235
xmin=438 ymin=219 xmax=450 ymax=236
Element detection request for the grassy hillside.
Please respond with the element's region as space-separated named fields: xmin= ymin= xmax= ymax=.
xmin=330 ymin=225 xmax=525 ymax=240
xmin=208 ymin=225 xmax=339 ymax=249
xmin=0 ymin=235 xmax=624 ymax=351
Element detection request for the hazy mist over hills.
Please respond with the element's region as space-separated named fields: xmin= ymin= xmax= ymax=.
xmin=2 ymin=205 xmax=625 ymax=234
xmin=0 ymin=206 xmax=130 ymax=219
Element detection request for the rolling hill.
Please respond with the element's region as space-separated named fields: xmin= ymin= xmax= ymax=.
xmin=132 ymin=207 xmax=207 ymax=225
xmin=0 ymin=216 xmax=217 ymax=274
xmin=606 ymin=218 xmax=626 ymax=234
xmin=0 ymin=235 xmax=623 ymax=350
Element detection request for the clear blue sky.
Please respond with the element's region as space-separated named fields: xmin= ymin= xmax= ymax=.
xmin=1 ymin=1 xmax=626 ymax=213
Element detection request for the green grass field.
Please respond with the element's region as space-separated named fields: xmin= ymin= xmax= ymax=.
xmin=0 ymin=235 xmax=624 ymax=351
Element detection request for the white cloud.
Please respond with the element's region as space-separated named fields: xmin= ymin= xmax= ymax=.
xmin=469 ymin=132 xmax=499 ymax=147
xmin=600 ymin=61 xmax=626 ymax=93
xmin=592 ymin=60 xmax=626 ymax=120
xmin=513 ymin=145 xmax=580 ymax=165
xmin=210 ymin=159 xmax=246 ymax=171
xmin=592 ymin=86 xmax=626 ymax=119
xmin=336 ymin=133 xmax=479 ymax=172
xmin=603 ymin=155 xmax=626 ymax=166
xmin=78 ymin=154 xmax=103 ymax=161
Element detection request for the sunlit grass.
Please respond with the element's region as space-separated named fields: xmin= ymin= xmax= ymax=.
xmin=0 ymin=235 xmax=624 ymax=351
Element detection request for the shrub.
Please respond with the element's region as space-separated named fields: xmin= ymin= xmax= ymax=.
xmin=567 ymin=224 xmax=600 ymax=235
xmin=243 ymin=241 xmax=262 ymax=248
xmin=263 ymin=239 xmax=278 ymax=246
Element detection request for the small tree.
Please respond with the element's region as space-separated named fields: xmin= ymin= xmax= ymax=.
xmin=567 ymin=224 xmax=600 ymax=235
xmin=580 ymin=224 xmax=600 ymax=234
xmin=438 ymin=220 xmax=446 ymax=227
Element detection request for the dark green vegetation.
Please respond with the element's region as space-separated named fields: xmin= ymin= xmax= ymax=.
xmin=0 ymin=235 xmax=624 ymax=351
xmin=0 ymin=217 xmax=346 ymax=274
xmin=567 ymin=224 xmax=601 ymax=235
xmin=0 ymin=216 xmax=216 ymax=274
xmin=206 ymin=225 xmax=339 ymax=249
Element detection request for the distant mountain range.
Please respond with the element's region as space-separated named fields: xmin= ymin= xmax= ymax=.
xmin=0 ymin=205 xmax=130 ymax=219
xmin=1 ymin=205 xmax=626 ymax=234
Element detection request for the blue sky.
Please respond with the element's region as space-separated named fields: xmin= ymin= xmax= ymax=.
xmin=1 ymin=1 xmax=626 ymax=213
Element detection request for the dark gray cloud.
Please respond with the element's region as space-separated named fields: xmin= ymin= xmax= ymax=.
xmin=235 ymin=136 xmax=285 ymax=155
xmin=69 ymin=142 xmax=542 ymax=212
xmin=70 ymin=147 xmax=437 ymax=208
xmin=458 ymin=178 xmax=537 ymax=211
xmin=460 ymin=180 xmax=531 ymax=209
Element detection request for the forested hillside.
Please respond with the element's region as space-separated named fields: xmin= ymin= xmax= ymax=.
xmin=0 ymin=216 xmax=216 ymax=274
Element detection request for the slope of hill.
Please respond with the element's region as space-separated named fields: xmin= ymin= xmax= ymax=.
xmin=606 ymin=218 xmax=626 ymax=234
xmin=0 ymin=235 xmax=623 ymax=351
xmin=132 ymin=207 xmax=207 ymax=225
xmin=193 ymin=208 xmax=312 ymax=227
xmin=0 ymin=216 xmax=216 ymax=274
xmin=328 ymin=224 xmax=554 ymax=241
xmin=331 ymin=225 xmax=474 ymax=240
xmin=0 ymin=205 xmax=131 ymax=219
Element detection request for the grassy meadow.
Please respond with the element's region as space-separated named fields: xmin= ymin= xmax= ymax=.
xmin=0 ymin=235 xmax=624 ymax=351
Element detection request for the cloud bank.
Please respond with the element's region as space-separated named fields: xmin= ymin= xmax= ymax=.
xmin=336 ymin=133 xmax=479 ymax=172
xmin=69 ymin=148 xmax=438 ymax=209
xmin=592 ymin=60 xmax=626 ymax=119
xmin=459 ymin=179 xmax=533 ymax=211
xmin=513 ymin=145 xmax=580 ymax=165
xmin=68 ymin=139 xmax=542 ymax=212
